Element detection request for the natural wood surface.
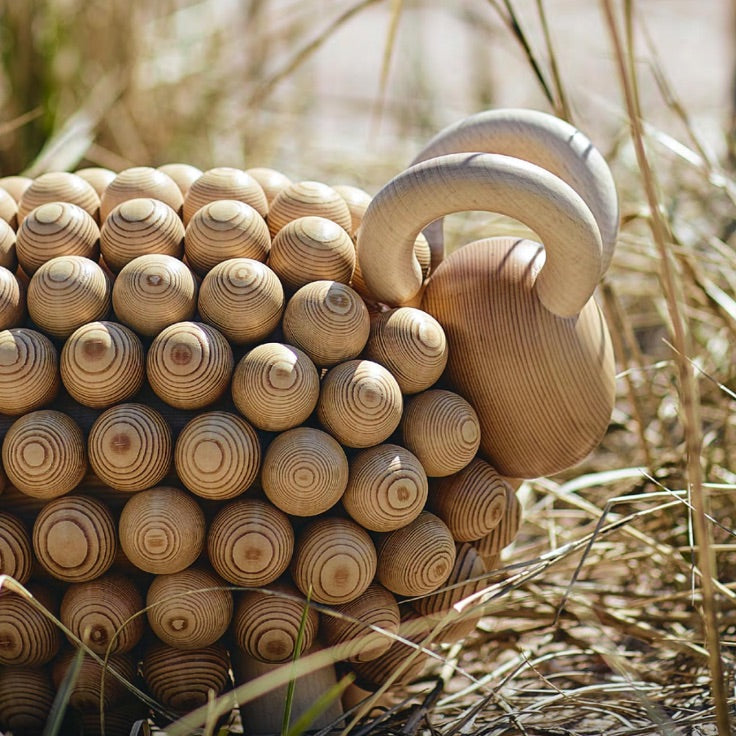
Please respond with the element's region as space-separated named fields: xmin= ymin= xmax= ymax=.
xmin=74 ymin=167 xmax=117 ymax=197
xmin=18 ymin=171 xmax=100 ymax=224
xmin=175 ymin=411 xmax=261 ymax=500
xmin=0 ymin=485 xmax=48 ymax=524
xmin=99 ymin=166 xmax=183 ymax=221
xmin=0 ymin=586 xmax=60 ymax=666
xmin=0 ymin=511 xmax=32 ymax=585
xmin=112 ymin=253 xmax=197 ymax=336
xmin=27 ymin=255 xmax=111 ymax=338
xmin=15 ymin=201 xmax=100 ymax=274
xmin=0 ymin=219 xmax=17 ymax=270
xmin=87 ymin=403 xmax=172 ymax=492
xmin=182 ymin=166 xmax=268 ymax=224
xmin=363 ymin=307 xmax=448 ymax=394
xmin=118 ymin=486 xmax=205 ymax=575
xmin=2 ymin=409 xmax=87 ymax=498
xmin=60 ymin=320 xmax=145 ymax=408
xmin=184 ymin=199 xmax=271 ymax=274
xmin=267 ymin=180 xmax=352 ymax=238
xmin=198 ymin=258 xmax=284 ymax=345
xmin=233 ymin=581 xmax=319 ymax=663
xmin=207 ymin=498 xmax=294 ymax=586
xmin=60 ymin=573 xmax=145 ymax=654
xmin=342 ymin=443 xmax=428 ymax=532
xmin=269 ymin=215 xmax=355 ymax=290
xmin=157 ymin=163 xmax=203 ymax=197
xmin=0 ymin=175 xmax=32 ymax=203
xmin=0 ymin=189 xmax=17 ymax=230
xmin=261 ymin=426 xmax=348 ymax=516
xmin=0 ymin=266 xmax=24 ymax=329
xmin=33 ymin=494 xmax=117 ymax=582
xmin=291 ymin=516 xmax=377 ymax=605
xmin=0 ymin=667 xmax=55 ymax=735
xmin=146 ymin=565 xmax=233 ymax=650
xmin=245 ymin=167 xmax=293 ymax=206
xmin=333 ymin=183 xmax=372 ymax=237
xmin=472 ymin=482 xmax=522 ymax=567
xmin=317 ymin=359 xmax=403 ymax=448
xmin=100 ymin=197 xmax=184 ymax=272
xmin=282 ymin=280 xmax=370 ymax=367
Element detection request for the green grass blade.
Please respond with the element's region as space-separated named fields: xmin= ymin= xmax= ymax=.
xmin=281 ymin=588 xmax=314 ymax=736
xmin=42 ymin=646 xmax=84 ymax=736
xmin=285 ymin=673 xmax=354 ymax=736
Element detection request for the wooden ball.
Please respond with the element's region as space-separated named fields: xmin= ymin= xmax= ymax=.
xmin=0 ymin=266 xmax=25 ymax=329
xmin=0 ymin=175 xmax=32 ymax=203
xmin=60 ymin=573 xmax=145 ymax=654
xmin=100 ymin=166 xmax=183 ymax=221
xmin=321 ymin=583 xmax=400 ymax=663
xmin=262 ymin=427 xmax=348 ymax=516
xmin=429 ymin=458 xmax=510 ymax=542
xmin=2 ymin=409 xmax=86 ymax=499
xmin=342 ymin=443 xmax=428 ymax=532
xmin=119 ymin=486 xmax=205 ymax=575
xmin=246 ymin=167 xmax=292 ymax=205
xmin=376 ymin=511 xmax=455 ymax=597
xmin=15 ymin=201 xmax=100 ymax=274
xmin=317 ymin=359 xmax=403 ymax=448
xmin=184 ymin=199 xmax=271 ymax=274
xmin=233 ymin=582 xmax=318 ymax=663
xmin=0 ymin=511 xmax=32 ymax=585
xmin=74 ymin=167 xmax=117 ymax=197
xmin=291 ymin=517 xmax=376 ymax=605
xmin=267 ymin=180 xmax=352 ymax=238
xmin=282 ymin=280 xmax=370 ymax=367
xmin=333 ymin=183 xmax=372 ymax=237
xmin=269 ymin=216 xmax=355 ymax=290
xmin=100 ymin=197 xmax=184 ymax=272
xmin=147 ymin=321 xmax=233 ymax=409
xmin=207 ymin=498 xmax=294 ymax=586
xmin=231 ymin=343 xmax=319 ymax=431
xmin=472 ymin=483 xmax=522 ymax=566
xmin=157 ymin=163 xmax=203 ymax=196
xmin=88 ymin=403 xmax=172 ymax=492
xmin=0 ymin=328 xmax=59 ymax=415
xmin=183 ymin=167 xmax=268 ymax=224
xmin=27 ymin=255 xmax=111 ymax=338
xmin=198 ymin=258 xmax=284 ymax=345
xmin=0 ymin=586 xmax=60 ymax=666
xmin=142 ymin=641 xmax=230 ymax=712
xmin=0 ymin=188 xmax=17 ymax=230
xmin=146 ymin=566 xmax=233 ymax=650
xmin=0 ymin=667 xmax=55 ymax=734
xmin=0 ymin=219 xmax=17 ymax=270
xmin=18 ymin=172 xmax=100 ymax=224
xmin=61 ymin=320 xmax=145 ymax=408
xmin=402 ymin=389 xmax=481 ymax=477
xmin=363 ymin=307 xmax=448 ymax=394
xmin=33 ymin=494 xmax=117 ymax=582
xmin=175 ymin=411 xmax=261 ymax=501
xmin=112 ymin=253 xmax=197 ymax=336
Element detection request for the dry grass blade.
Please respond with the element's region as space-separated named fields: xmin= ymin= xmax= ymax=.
xmin=370 ymin=0 xmax=404 ymax=139
xmin=534 ymin=0 xmax=570 ymax=121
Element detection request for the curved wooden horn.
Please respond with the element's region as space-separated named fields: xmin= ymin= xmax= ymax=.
xmin=410 ymin=109 xmax=619 ymax=274
xmin=356 ymin=152 xmax=602 ymax=318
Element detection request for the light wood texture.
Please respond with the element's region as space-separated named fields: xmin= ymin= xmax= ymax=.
xmin=231 ymin=342 xmax=320 ymax=431
xmin=267 ymin=180 xmax=352 ymax=238
xmin=2 ymin=409 xmax=86 ymax=499
xmin=376 ymin=511 xmax=455 ymax=597
xmin=99 ymin=166 xmax=183 ymax=221
xmin=0 ymin=327 xmax=59 ymax=415
xmin=246 ymin=166 xmax=293 ymax=205
xmin=363 ymin=307 xmax=448 ymax=394
xmin=0 ymin=219 xmax=17 ymax=270
xmin=291 ymin=517 xmax=376 ymax=605
xmin=88 ymin=403 xmax=172 ymax=492
xmin=61 ymin=320 xmax=145 ymax=408
xmin=342 ymin=443 xmax=428 ymax=532
xmin=147 ymin=321 xmax=234 ymax=409
xmin=0 ymin=511 xmax=32 ymax=585
xmin=207 ymin=498 xmax=294 ymax=586
xmin=333 ymin=183 xmax=372 ymax=237
xmin=0 ymin=667 xmax=55 ymax=735
xmin=472 ymin=483 xmax=522 ymax=567
xmin=27 ymin=255 xmax=111 ymax=338
xmin=401 ymin=389 xmax=480 ymax=477
xmin=100 ymin=197 xmax=184 ymax=272
xmin=182 ymin=166 xmax=268 ymax=224
xmin=261 ymin=426 xmax=348 ymax=516
xmin=60 ymin=573 xmax=145 ymax=654
xmin=0 ymin=189 xmax=17 ymax=230
xmin=157 ymin=163 xmax=203 ymax=196
xmin=18 ymin=171 xmax=100 ymax=224
xmin=112 ymin=253 xmax=198 ymax=336
xmin=269 ymin=215 xmax=355 ymax=290
xmin=175 ymin=411 xmax=261 ymax=500
xmin=15 ymin=201 xmax=100 ymax=274
xmin=184 ymin=199 xmax=271 ymax=275
xmin=74 ymin=167 xmax=117 ymax=197
xmin=146 ymin=566 xmax=233 ymax=650
xmin=198 ymin=258 xmax=284 ymax=345
xmin=0 ymin=586 xmax=60 ymax=666
xmin=317 ymin=359 xmax=403 ymax=448
xmin=0 ymin=266 xmax=25 ymax=329
xmin=32 ymin=494 xmax=117 ymax=582
xmin=282 ymin=280 xmax=370 ymax=367
xmin=233 ymin=581 xmax=318 ymax=663
xmin=321 ymin=583 xmax=400 ymax=663
xmin=0 ymin=175 xmax=32 ymax=203
xmin=118 ymin=486 xmax=205 ymax=574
